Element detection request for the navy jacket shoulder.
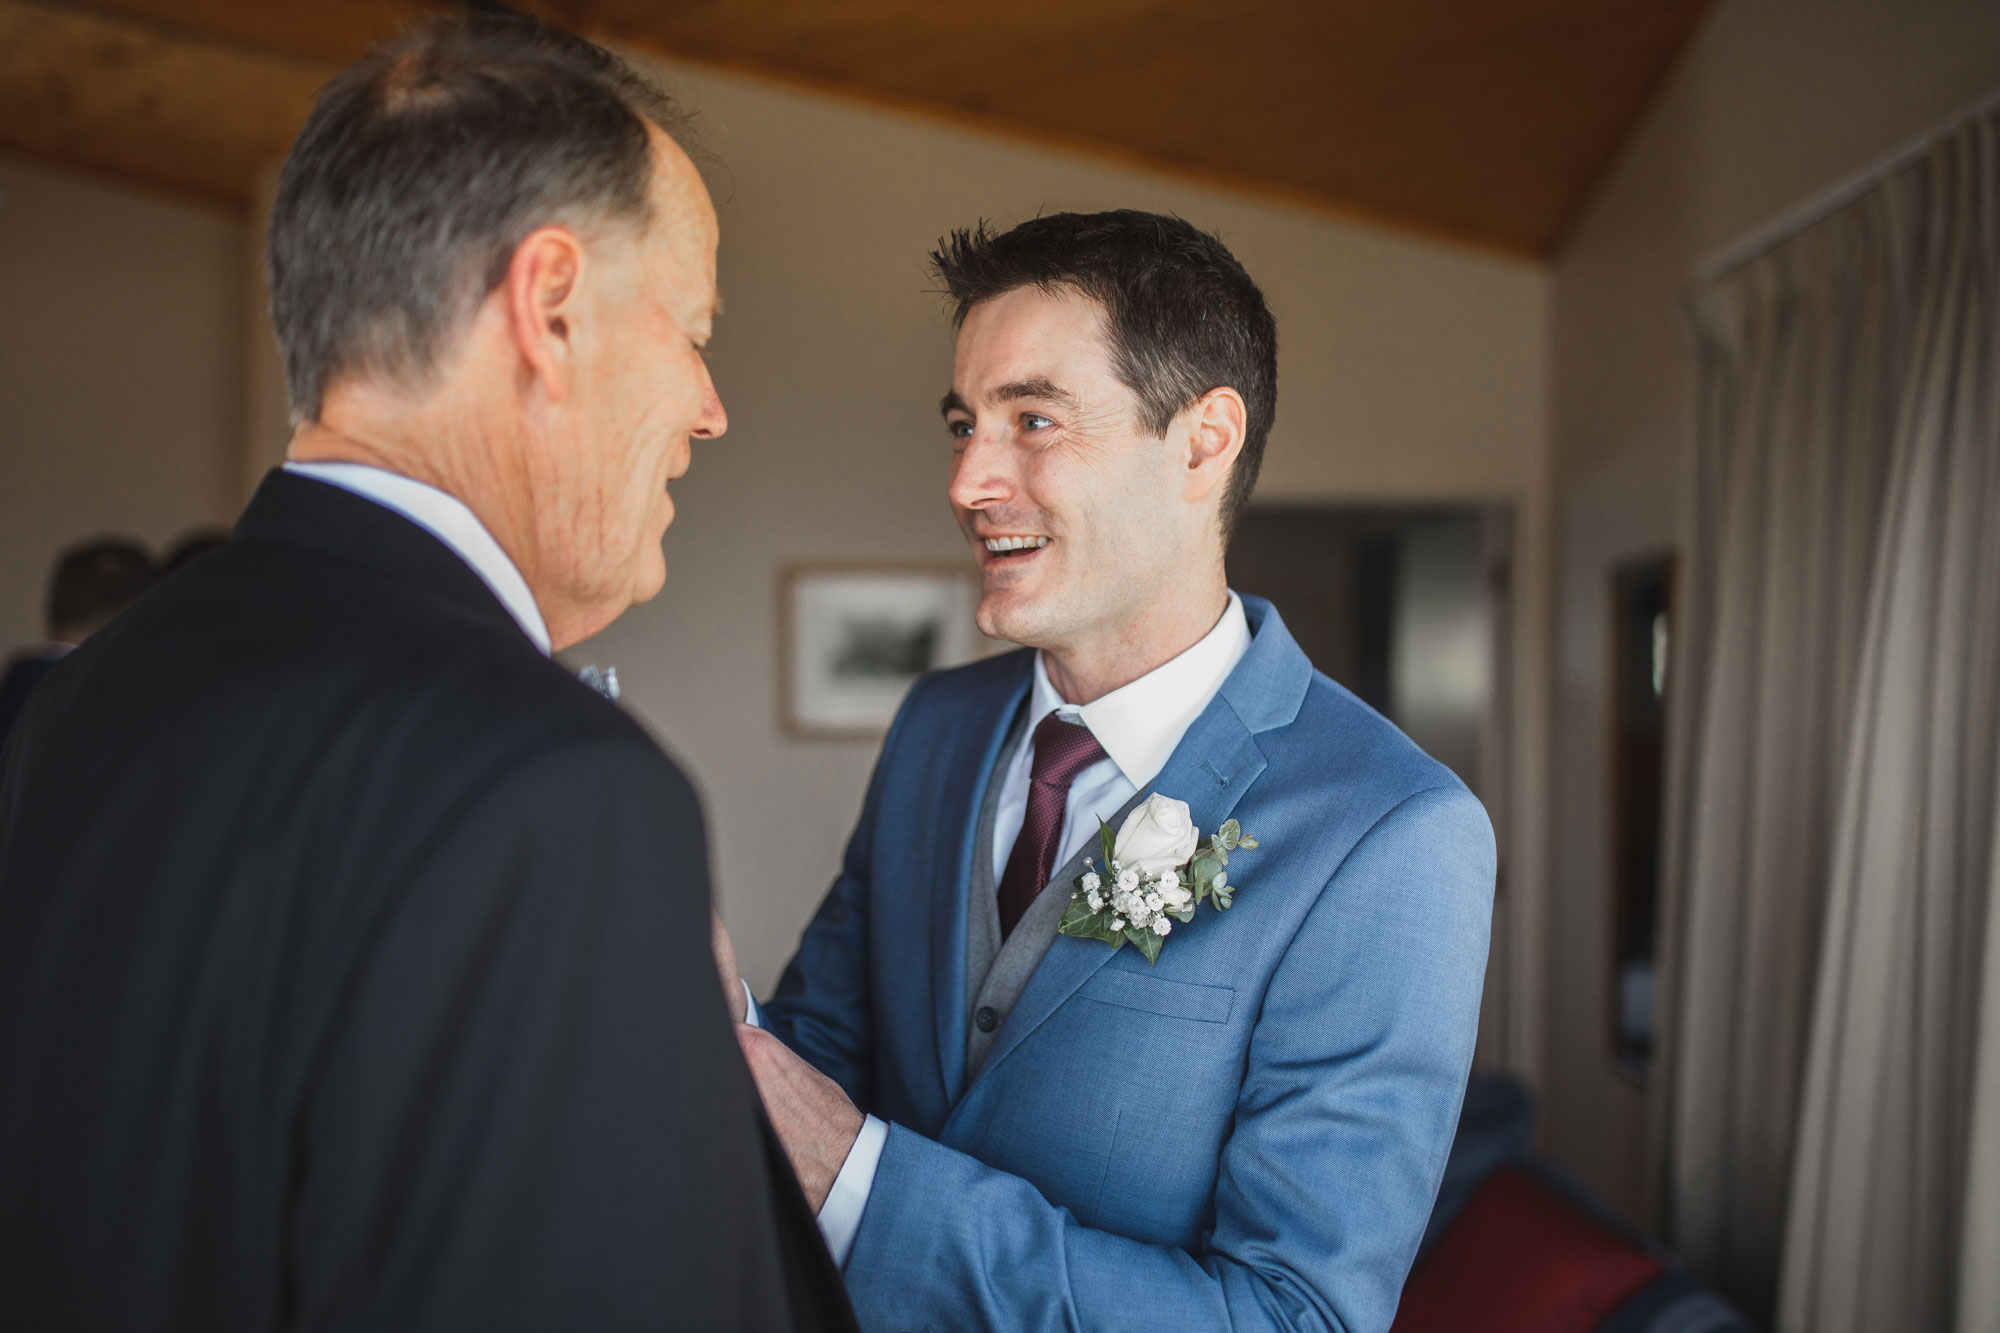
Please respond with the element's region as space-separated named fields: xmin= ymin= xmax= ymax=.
xmin=0 ymin=470 xmax=853 ymax=1333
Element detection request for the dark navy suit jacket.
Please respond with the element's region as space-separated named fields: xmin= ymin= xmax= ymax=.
xmin=0 ymin=651 xmax=61 ymax=759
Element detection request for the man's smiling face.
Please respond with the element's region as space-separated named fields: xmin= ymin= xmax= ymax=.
xmin=944 ymin=284 xmax=1191 ymax=654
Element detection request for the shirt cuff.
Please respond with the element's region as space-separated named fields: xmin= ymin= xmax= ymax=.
xmin=741 ymin=979 xmax=762 ymax=1029
xmin=815 ymin=1113 xmax=888 ymax=1268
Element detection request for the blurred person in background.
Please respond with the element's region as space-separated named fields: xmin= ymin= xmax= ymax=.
xmin=0 ymin=538 xmax=155 ymax=755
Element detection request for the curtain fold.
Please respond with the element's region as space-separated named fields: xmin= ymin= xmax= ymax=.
xmin=1662 ymin=168 xmax=1907 ymax=1330
xmin=1777 ymin=110 xmax=2000 ymax=1333
xmin=1662 ymin=103 xmax=2000 ymax=1329
xmin=1959 ymin=778 xmax=2000 ymax=1332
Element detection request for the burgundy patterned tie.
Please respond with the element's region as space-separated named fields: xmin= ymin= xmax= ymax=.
xmin=997 ymin=713 xmax=1107 ymax=939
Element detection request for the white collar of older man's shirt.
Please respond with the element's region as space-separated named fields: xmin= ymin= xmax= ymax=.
xmin=1029 ymin=591 xmax=1251 ymax=791
xmin=281 ymin=461 xmax=552 ymax=657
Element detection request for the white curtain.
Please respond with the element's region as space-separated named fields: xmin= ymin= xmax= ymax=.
xmin=1777 ymin=110 xmax=2000 ymax=1333
xmin=1665 ymin=103 xmax=2000 ymax=1329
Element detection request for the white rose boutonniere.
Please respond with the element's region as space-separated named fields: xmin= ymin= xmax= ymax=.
xmin=1057 ymin=793 xmax=1258 ymax=965
xmin=1114 ymin=793 xmax=1201 ymax=878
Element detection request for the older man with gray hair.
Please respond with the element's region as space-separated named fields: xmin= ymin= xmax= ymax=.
xmin=0 ymin=14 xmax=851 ymax=1332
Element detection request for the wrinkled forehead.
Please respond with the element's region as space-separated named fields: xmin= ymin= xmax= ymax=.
xmin=953 ymin=285 xmax=1116 ymax=394
xmin=637 ymin=126 xmax=719 ymax=306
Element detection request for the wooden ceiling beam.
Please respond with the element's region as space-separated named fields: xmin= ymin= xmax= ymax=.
xmin=6 ymin=0 xmax=1713 ymax=254
xmin=0 ymin=1 xmax=332 ymax=206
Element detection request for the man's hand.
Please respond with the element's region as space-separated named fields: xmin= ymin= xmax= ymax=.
xmin=711 ymin=910 xmax=747 ymax=1024
xmin=737 ymin=1023 xmax=864 ymax=1213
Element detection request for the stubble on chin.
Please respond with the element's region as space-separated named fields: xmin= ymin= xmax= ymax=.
xmin=978 ymin=583 xmax=1066 ymax=652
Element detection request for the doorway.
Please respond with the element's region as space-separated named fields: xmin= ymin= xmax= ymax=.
xmin=1229 ymin=503 xmax=1515 ymax=1067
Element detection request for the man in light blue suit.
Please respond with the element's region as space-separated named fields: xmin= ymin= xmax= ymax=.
xmin=727 ymin=210 xmax=1495 ymax=1331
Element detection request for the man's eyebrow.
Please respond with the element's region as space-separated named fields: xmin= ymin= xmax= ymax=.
xmin=991 ymin=377 xmax=1076 ymax=408
xmin=939 ymin=378 xmax=1079 ymax=419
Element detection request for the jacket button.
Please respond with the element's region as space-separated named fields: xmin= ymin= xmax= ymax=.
xmin=974 ymin=1006 xmax=999 ymax=1033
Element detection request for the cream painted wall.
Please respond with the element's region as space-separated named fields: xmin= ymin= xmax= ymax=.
xmin=0 ymin=154 xmax=243 ymax=657
xmin=78 ymin=45 xmax=1556 ymax=1075
xmin=562 ymin=55 xmax=1557 ymax=1040
xmin=1546 ymin=0 xmax=2000 ymax=1225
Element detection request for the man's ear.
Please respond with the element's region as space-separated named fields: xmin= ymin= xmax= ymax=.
xmin=1180 ymin=386 xmax=1248 ymax=503
xmin=504 ymin=226 xmax=584 ymax=403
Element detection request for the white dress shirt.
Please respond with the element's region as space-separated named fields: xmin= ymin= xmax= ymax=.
xmin=989 ymin=591 xmax=1252 ymax=886
xmin=783 ymin=591 xmax=1252 ymax=1267
xmin=282 ymin=461 xmax=551 ymax=656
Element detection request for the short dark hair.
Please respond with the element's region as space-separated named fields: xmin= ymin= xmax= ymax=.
xmin=47 ymin=539 xmax=157 ymax=638
xmin=269 ymin=12 xmax=694 ymax=422
xmin=931 ymin=211 xmax=1278 ymax=536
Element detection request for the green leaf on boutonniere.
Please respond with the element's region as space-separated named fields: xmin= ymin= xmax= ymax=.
xmin=1129 ymin=924 xmax=1163 ymax=965
xmin=1059 ymin=888 xmax=1128 ymax=951
xmin=1187 ymin=851 xmax=1223 ymax=906
xmin=1097 ymin=816 xmax=1118 ymax=871
xmin=1059 ymin=893 xmax=1099 ymax=935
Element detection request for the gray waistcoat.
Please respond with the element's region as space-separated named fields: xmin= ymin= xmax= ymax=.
xmin=963 ymin=707 xmax=1153 ymax=1078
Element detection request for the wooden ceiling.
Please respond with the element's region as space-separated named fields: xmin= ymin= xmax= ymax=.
xmin=0 ymin=0 xmax=1714 ymax=256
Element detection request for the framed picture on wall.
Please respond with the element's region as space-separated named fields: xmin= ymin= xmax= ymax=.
xmin=779 ymin=562 xmax=987 ymax=740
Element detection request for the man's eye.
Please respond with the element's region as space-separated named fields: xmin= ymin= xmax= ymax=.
xmin=1021 ymin=413 xmax=1053 ymax=431
xmin=948 ymin=420 xmax=973 ymax=439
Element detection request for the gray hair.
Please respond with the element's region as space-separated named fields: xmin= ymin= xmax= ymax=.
xmin=268 ymin=12 xmax=695 ymax=422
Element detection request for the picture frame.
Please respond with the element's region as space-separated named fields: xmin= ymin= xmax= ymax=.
xmin=778 ymin=561 xmax=988 ymax=740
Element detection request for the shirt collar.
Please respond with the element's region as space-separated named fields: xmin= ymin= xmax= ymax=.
xmin=281 ymin=461 xmax=552 ymax=656
xmin=1030 ymin=591 xmax=1252 ymax=790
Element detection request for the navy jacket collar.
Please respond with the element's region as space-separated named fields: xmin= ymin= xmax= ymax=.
xmin=234 ymin=468 xmax=524 ymax=644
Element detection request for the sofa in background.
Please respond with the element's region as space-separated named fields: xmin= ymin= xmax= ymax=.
xmin=1392 ymin=1074 xmax=1757 ymax=1333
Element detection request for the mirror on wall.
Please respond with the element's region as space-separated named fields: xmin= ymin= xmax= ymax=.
xmin=1608 ymin=554 xmax=1674 ymax=1078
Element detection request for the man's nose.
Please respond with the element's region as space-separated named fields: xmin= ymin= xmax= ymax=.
xmin=947 ymin=430 xmax=1013 ymax=511
xmin=692 ymin=384 xmax=727 ymax=441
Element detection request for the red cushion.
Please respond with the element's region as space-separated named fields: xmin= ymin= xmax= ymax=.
xmin=1391 ymin=1167 xmax=1665 ymax=1333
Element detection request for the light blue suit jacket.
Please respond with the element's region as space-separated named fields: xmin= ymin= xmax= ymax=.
xmin=765 ymin=597 xmax=1495 ymax=1332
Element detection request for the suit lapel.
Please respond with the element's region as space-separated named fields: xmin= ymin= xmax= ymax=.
xmin=928 ymin=668 xmax=1031 ymax=1107
xmin=968 ymin=701 xmax=1269 ymax=1085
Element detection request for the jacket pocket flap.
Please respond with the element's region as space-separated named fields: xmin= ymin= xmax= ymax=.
xmin=1079 ymin=968 xmax=1235 ymax=1023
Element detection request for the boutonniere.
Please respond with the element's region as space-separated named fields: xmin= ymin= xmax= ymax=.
xmin=1057 ymin=792 xmax=1258 ymax=965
